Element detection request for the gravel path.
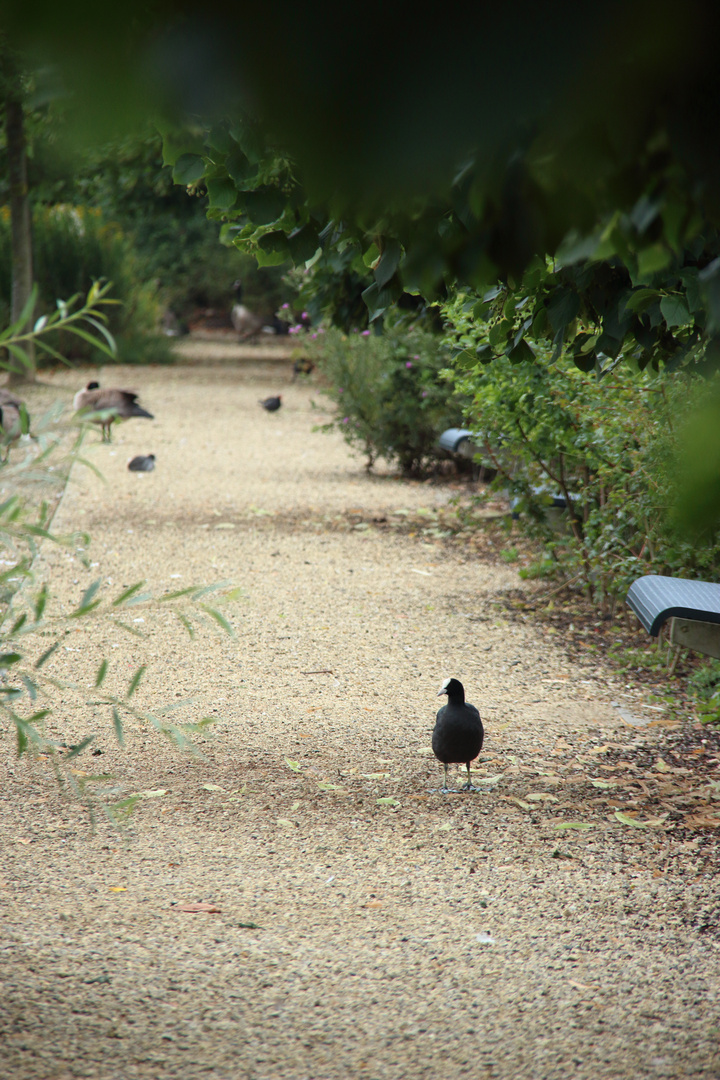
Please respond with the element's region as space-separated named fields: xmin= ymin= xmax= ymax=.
xmin=1 ymin=345 xmax=719 ymax=1080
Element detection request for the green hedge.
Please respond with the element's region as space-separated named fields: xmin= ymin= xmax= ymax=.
xmin=0 ymin=205 xmax=172 ymax=365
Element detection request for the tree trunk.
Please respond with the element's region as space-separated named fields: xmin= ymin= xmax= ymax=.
xmin=4 ymin=81 xmax=36 ymax=385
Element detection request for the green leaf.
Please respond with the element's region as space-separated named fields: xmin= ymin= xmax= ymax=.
xmin=660 ymin=294 xmax=691 ymax=328
xmin=506 ymin=337 xmax=535 ymax=364
xmin=112 ymin=581 xmax=147 ymax=607
xmin=35 ymin=640 xmax=61 ymax=668
xmin=172 ymin=153 xmax=206 ymax=186
xmin=34 ymin=584 xmax=48 ymax=622
xmin=200 ymin=605 xmax=235 ymax=636
xmin=112 ymin=706 xmax=125 ymax=748
xmin=614 ymin=810 xmax=648 ymax=828
xmin=285 ymin=758 xmax=302 ymax=772
xmin=225 ymin=147 xmax=253 ymax=184
xmin=206 ymin=177 xmax=237 ymax=211
xmin=376 ymin=796 xmax=400 ymax=806
xmin=243 ymin=188 xmax=287 ymax=225
xmin=95 ymin=659 xmax=108 ymax=687
xmin=65 ymin=735 xmax=95 ymax=760
xmin=127 ymin=666 xmax=146 ymax=699
xmin=0 ymin=652 xmax=22 ymax=667
xmin=20 ymin=675 xmax=37 ymax=701
xmin=78 ymin=579 xmax=102 ymax=611
xmin=546 ymin=288 xmax=580 ymax=333
xmin=287 ymin=224 xmax=321 ymax=265
xmin=553 ymin=822 xmax=595 ymax=830
xmin=363 ymin=242 xmax=380 ymax=267
xmin=636 ymin=243 xmax=671 ymax=279
xmin=374 ymin=239 xmax=402 ymax=288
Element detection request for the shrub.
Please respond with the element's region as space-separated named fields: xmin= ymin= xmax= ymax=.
xmin=0 ymin=205 xmax=173 ymax=365
xmin=443 ymin=290 xmax=720 ymax=605
xmin=307 ymin=325 xmax=467 ymax=475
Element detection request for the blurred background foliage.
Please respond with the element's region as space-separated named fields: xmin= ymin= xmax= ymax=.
xmin=2 ymin=3 xmax=720 ymax=591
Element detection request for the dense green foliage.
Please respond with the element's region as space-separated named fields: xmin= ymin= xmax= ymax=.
xmin=308 ymin=325 xmax=466 ymax=475
xmin=0 ymin=204 xmax=171 ymax=364
xmin=444 ymin=291 xmax=720 ymax=602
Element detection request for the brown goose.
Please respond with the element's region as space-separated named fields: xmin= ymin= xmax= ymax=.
xmin=73 ymin=382 xmax=154 ymax=442
xmin=0 ymin=400 xmax=25 ymax=460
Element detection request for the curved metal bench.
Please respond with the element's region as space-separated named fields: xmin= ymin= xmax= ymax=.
xmin=626 ymin=574 xmax=720 ymax=659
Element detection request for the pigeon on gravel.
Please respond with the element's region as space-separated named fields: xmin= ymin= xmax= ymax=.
xmin=432 ymin=678 xmax=484 ymax=792
xmin=259 ymin=395 xmax=282 ymax=412
xmin=73 ymin=382 xmax=154 ymax=442
xmin=128 ymin=453 xmax=156 ymax=472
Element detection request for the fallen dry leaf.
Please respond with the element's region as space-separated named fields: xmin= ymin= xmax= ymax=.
xmin=362 ymin=900 xmax=383 ymax=909
xmin=176 ymin=902 xmax=221 ymax=913
xmin=683 ymin=813 xmax=720 ymax=828
xmin=109 ymin=887 xmax=127 ymax=892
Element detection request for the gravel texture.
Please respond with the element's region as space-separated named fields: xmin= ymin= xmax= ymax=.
xmin=1 ymin=344 xmax=719 ymax=1080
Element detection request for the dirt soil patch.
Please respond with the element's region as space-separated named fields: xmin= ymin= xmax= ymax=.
xmin=1 ymin=342 xmax=719 ymax=1080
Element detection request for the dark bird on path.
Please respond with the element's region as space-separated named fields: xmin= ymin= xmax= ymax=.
xmin=128 ymin=453 xmax=156 ymax=472
xmin=73 ymin=382 xmax=154 ymax=442
xmin=231 ymin=281 xmax=289 ymax=341
xmin=259 ymin=395 xmax=282 ymax=412
xmin=432 ymin=678 xmax=484 ymax=792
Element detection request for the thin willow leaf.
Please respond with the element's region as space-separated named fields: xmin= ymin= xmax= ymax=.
xmin=34 ymin=584 xmax=48 ymax=622
xmin=120 ymin=592 xmax=152 ymax=608
xmin=200 ymin=605 xmax=235 ymax=636
xmin=6 ymin=343 xmax=31 ymax=367
xmin=95 ymin=659 xmax=108 ymax=687
xmin=26 ymin=709 xmax=51 ymax=724
xmin=65 ymin=735 xmax=95 ymax=760
xmin=0 ymin=652 xmax=23 ymax=666
xmin=79 ymin=580 xmax=102 ymax=610
xmin=112 ymin=580 xmax=147 ymax=606
xmin=82 ymin=316 xmax=117 ymax=354
xmin=113 ymin=620 xmax=146 ymax=638
xmin=20 ymin=675 xmax=38 ymax=701
xmin=127 ymin=665 xmax=146 ymax=699
xmin=70 ymin=599 xmax=102 ymax=618
xmin=191 ymin=580 xmax=233 ymax=599
xmin=16 ymin=722 xmax=28 ymax=756
xmin=175 ymin=612 xmax=195 ymax=638
xmin=158 ymin=585 xmax=198 ymax=602
xmin=35 ymin=640 xmax=61 ymax=668
xmin=62 ymin=324 xmax=117 ymax=358
xmin=10 ymin=613 xmax=27 ymax=634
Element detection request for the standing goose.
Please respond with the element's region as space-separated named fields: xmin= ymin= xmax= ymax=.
xmin=73 ymin=382 xmax=154 ymax=442
xmin=0 ymin=401 xmax=25 ymax=460
xmin=432 ymin=678 xmax=484 ymax=792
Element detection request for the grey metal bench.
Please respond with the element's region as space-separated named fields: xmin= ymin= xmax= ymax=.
xmin=438 ymin=428 xmax=496 ymax=481
xmin=626 ymin=575 xmax=720 ymax=659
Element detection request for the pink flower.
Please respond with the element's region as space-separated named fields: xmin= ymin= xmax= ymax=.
xmin=361 ymin=329 xmax=370 ymax=336
xmin=281 ymin=302 xmax=290 ymax=309
xmin=311 ymin=332 xmax=317 ymax=339
xmin=405 ymin=361 xmax=413 ymax=368
xmin=342 ymin=417 xmax=349 ymax=423
xmin=338 ymin=388 xmax=344 ymax=393
xmin=302 ymin=311 xmax=309 ymax=319
xmin=421 ymin=390 xmax=428 ymax=398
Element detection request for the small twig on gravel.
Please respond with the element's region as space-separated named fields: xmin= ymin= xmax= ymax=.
xmin=301 ymin=669 xmax=334 ymax=674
